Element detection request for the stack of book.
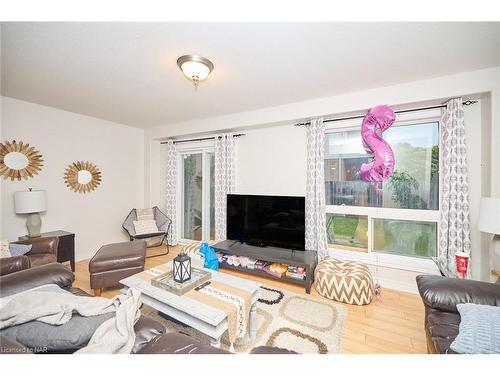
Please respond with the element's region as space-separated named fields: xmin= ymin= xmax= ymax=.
xmin=246 ymin=258 xmax=258 ymax=269
xmin=286 ymin=265 xmax=306 ymax=280
xmin=263 ymin=263 xmax=288 ymax=278
xmin=254 ymin=260 xmax=268 ymax=270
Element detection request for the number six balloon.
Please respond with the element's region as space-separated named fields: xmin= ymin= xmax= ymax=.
xmin=359 ymin=105 xmax=396 ymax=183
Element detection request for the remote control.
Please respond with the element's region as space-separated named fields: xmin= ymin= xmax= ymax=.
xmin=195 ymin=281 xmax=211 ymax=291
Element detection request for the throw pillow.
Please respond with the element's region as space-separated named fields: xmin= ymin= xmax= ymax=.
xmin=8 ymin=243 xmax=32 ymax=257
xmin=133 ymin=219 xmax=159 ymax=235
xmin=0 ymin=286 xmax=115 ymax=351
xmin=136 ymin=208 xmax=154 ymax=221
xmin=1 ymin=239 xmax=11 ymax=258
xmin=450 ymin=303 xmax=500 ymax=354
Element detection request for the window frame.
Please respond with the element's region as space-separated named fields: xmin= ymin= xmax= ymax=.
xmin=175 ymin=140 xmax=215 ymax=243
xmin=324 ymin=108 xmax=442 ymax=272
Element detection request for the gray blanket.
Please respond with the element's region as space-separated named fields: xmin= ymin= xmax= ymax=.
xmin=0 ymin=284 xmax=141 ymax=354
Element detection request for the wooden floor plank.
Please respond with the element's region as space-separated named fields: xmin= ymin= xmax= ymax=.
xmin=342 ymin=327 xmax=367 ymax=343
xmin=411 ymin=337 xmax=429 ymax=352
xmin=344 ymin=320 xmax=413 ymax=347
xmin=365 ymin=334 xmax=422 ymax=354
xmin=342 ymin=339 xmax=394 ymax=354
xmin=363 ymin=310 xmax=425 ymax=332
xmin=350 ymin=316 xmax=425 ymax=340
xmin=73 ymin=244 xmax=427 ymax=354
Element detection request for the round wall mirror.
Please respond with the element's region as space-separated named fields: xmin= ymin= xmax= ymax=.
xmin=64 ymin=161 xmax=102 ymax=193
xmin=0 ymin=140 xmax=44 ymax=181
xmin=4 ymin=152 xmax=30 ymax=170
xmin=77 ymin=169 xmax=93 ymax=184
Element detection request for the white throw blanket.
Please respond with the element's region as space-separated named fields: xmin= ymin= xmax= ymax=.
xmin=0 ymin=284 xmax=141 ymax=354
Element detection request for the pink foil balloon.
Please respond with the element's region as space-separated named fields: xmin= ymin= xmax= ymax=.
xmin=360 ymin=105 xmax=396 ymax=183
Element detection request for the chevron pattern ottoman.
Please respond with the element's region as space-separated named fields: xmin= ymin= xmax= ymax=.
xmin=315 ymin=258 xmax=374 ymax=305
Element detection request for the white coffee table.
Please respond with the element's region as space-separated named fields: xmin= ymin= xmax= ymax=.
xmin=120 ymin=265 xmax=261 ymax=348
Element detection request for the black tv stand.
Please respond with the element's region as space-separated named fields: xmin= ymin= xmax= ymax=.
xmin=213 ymin=240 xmax=318 ymax=294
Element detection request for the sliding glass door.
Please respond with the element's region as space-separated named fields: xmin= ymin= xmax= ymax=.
xmin=180 ymin=148 xmax=215 ymax=241
xmin=182 ymin=153 xmax=203 ymax=240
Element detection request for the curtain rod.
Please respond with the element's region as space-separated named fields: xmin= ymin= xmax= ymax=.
xmin=161 ymin=133 xmax=246 ymax=145
xmin=294 ymin=100 xmax=478 ymax=126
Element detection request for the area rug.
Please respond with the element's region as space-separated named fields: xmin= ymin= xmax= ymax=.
xmin=141 ymin=284 xmax=347 ymax=354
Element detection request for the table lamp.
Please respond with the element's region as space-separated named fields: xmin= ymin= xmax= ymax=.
xmin=478 ymin=197 xmax=500 ymax=279
xmin=14 ymin=188 xmax=47 ymax=237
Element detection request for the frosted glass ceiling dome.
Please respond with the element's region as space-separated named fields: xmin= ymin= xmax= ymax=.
xmin=177 ymin=54 xmax=214 ymax=90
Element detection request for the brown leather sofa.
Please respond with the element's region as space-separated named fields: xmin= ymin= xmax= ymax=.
xmin=0 ymin=237 xmax=59 ymax=276
xmin=0 ymin=255 xmax=30 ymax=277
xmin=0 ymin=263 xmax=165 ymax=354
xmin=0 ymin=263 xmax=294 ymax=354
xmin=416 ymin=274 xmax=500 ymax=354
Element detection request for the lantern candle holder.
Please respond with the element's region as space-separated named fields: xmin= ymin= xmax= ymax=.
xmin=173 ymin=252 xmax=192 ymax=283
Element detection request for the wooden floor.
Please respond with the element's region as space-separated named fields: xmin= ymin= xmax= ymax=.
xmin=73 ymin=244 xmax=428 ymax=354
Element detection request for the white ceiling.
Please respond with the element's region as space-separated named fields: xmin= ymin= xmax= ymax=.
xmin=1 ymin=22 xmax=499 ymax=128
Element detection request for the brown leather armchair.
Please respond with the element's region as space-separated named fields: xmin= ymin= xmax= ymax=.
xmin=416 ymin=274 xmax=500 ymax=354
xmin=0 ymin=237 xmax=59 ymax=276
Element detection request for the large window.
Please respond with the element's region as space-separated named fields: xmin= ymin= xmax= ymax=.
xmin=325 ymin=114 xmax=440 ymax=259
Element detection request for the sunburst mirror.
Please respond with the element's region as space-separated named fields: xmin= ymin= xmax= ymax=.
xmin=0 ymin=140 xmax=44 ymax=181
xmin=64 ymin=161 xmax=102 ymax=193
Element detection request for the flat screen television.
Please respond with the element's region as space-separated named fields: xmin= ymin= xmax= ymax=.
xmin=227 ymin=194 xmax=305 ymax=251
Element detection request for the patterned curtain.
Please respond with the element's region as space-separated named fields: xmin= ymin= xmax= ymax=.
xmin=165 ymin=140 xmax=178 ymax=245
xmin=439 ymin=98 xmax=471 ymax=264
xmin=215 ymin=133 xmax=236 ymax=241
xmin=305 ymin=118 xmax=328 ymax=259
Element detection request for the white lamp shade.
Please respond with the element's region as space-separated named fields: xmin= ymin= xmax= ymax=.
xmin=14 ymin=190 xmax=47 ymax=214
xmin=478 ymin=197 xmax=500 ymax=235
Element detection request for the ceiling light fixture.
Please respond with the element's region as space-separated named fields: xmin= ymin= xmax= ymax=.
xmin=177 ymin=54 xmax=214 ymax=90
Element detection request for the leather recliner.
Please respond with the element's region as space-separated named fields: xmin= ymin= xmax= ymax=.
xmin=0 ymin=237 xmax=59 ymax=276
xmin=416 ymin=274 xmax=500 ymax=354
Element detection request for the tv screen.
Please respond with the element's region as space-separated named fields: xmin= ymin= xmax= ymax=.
xmin=227 ymin=194 xmax=305 ymax=251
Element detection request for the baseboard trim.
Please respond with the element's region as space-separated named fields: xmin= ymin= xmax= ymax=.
xmin=376 ymin=277 xmax=419 ymax=294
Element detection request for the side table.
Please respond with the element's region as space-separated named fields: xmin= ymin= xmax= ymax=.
xmin=19 ymin=230 xmax=75 ymax=271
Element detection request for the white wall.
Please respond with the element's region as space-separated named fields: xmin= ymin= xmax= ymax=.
xmin=146 ymin=66 xmax=500 ymax=292
xmin=235 ymin=125 xmax=306 ymax=196
xmin=1 ymin=97 xmax=145 ymax=261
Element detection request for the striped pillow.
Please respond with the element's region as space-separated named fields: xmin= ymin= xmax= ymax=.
xmin=450 ymin=303 xmax=500 ymax=354
xmin=133 ymin=219 xmax=159 ymax=235
xmin=136 ymin=208 xmax=154 ymax=221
